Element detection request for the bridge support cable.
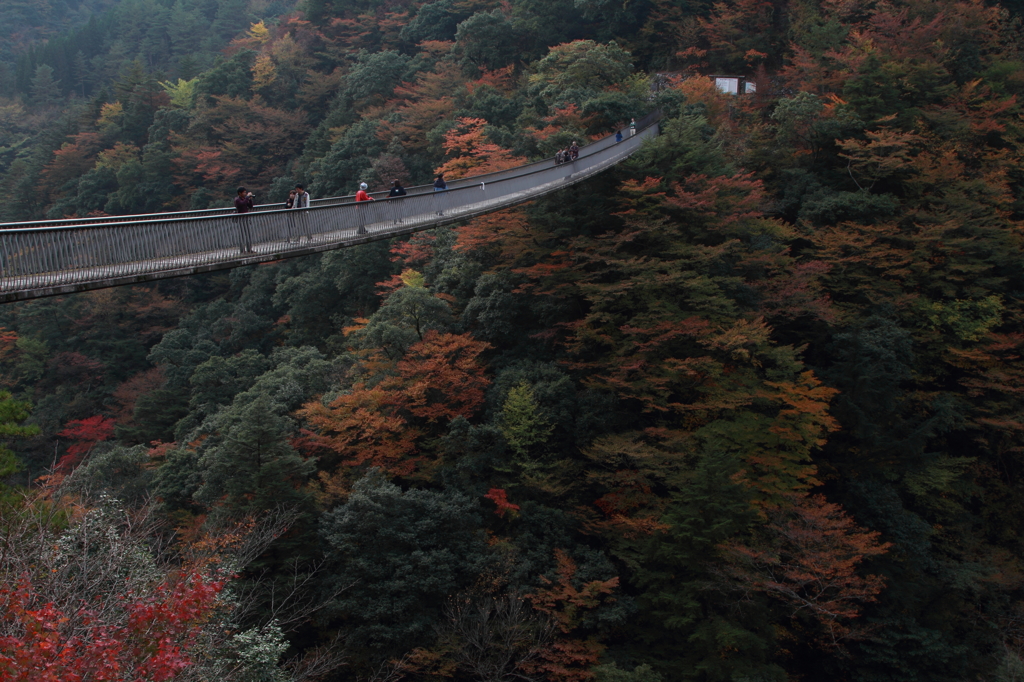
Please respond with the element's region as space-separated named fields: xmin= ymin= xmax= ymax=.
xmin=0 ymin=122 xmax=658 ymax=302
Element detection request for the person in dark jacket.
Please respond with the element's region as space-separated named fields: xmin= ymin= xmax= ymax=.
xmin=234 ymin=187 xmax=255 ymax=253
xmin=234 ymin=187 xmax=254 ymax=213
xmin=388 ymin=180 xmax=407 ymax=224
xmin=433 ymin=174 xmax=447 ymax=215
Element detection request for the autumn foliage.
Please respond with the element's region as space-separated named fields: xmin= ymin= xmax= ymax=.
xmin=483 ymin=487 xmax=520 ymax=518
xmin=433 ymin=117 xmax=526 ymax=180
xmin=523 ymin=550 xmax=619 ymax=682
xmin=0 ymin=572 xmax=224 ymax=682
xmin=300 ymin=330 xmax=490 ymax=476
xmin=7 ymin=0 xmax=1024 ymax=677
xmin=55 ymin=415 xmax=116 ymax=473
xmin=723 ymin=494 xmax=891 ymax=646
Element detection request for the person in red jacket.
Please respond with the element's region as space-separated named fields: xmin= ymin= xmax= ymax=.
xmin=355 ymin=182 xmax=374 ymax=234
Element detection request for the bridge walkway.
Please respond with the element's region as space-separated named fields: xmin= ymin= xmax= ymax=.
xmin=0 ymin=116 xmax=658 ymax=302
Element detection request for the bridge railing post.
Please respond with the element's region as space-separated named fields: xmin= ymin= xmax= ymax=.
xmin=356 ymin=203 xmax=367 ymax=235
xmin=432 ymin=189 xmax=449 ymax=217
xmin=235 ymin=214 xmax=253 ymax=254
xmin=391 ymin=196 xmax=405 ymax=225
xmin=294 ymin=208 xmax=311 ymax=242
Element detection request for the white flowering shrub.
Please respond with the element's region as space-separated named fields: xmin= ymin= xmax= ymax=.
xmin=220 ymin=620 xmax=291 ymax=682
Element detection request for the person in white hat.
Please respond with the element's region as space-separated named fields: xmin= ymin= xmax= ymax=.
xmin=355 ymin=182 xmax=374 ymax=202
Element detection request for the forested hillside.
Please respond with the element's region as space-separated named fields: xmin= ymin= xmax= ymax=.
xmin=2 ymin=0 xmax=1024 ymax=679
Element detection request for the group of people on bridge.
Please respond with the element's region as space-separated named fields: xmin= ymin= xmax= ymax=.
xmin=231 ymin=119 xmax=638 ymax=216
xmin=233 ymin=184 xmax=310 ymax=213
xmin=232 ymin=177 xmax=426 ymax=215
xmin=555 ymin=141 xmax=579 ymax=165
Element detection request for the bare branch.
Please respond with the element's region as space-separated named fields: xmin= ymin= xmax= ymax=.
xmin=435 ymin=592 xmax=554 ymax=682
xmin=285 ymin=631 xmax=349 ymax=682
xmin=229 ymin=557 xmax=356 ymax=631
xmin=359 ymin=652 xmax=412 ymax=682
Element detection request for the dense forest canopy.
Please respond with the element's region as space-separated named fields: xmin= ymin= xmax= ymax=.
xmin=1 ymin=0 xmax=1024 ymax=679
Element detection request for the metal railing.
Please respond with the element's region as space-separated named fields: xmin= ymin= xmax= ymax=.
xmin=2 ymin=112 xmax=662 ymax=231
xmin=0 ymin=118 xmax=659 ymax=302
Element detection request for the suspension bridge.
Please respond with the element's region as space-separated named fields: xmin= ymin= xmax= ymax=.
xmin=0 ymin=114 xmax=660 ymax=303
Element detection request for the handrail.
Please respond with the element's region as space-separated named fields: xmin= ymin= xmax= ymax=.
xmin=0 ymin=117 xmax=659 ymax=302
xmin=2 ymin=112 xmax=661 ymax=230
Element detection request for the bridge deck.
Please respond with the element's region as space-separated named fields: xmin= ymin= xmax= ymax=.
xmin=0 ymin=120 xmax=658 ymax=302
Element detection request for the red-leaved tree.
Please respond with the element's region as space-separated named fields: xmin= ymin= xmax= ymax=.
xmin=55 ymin=415 xmax=116 ymax=473
xmin=0 ymin=571 xmax=224 ymax=682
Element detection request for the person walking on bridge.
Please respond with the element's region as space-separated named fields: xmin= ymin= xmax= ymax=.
xmin=234 ymin=187 xmax=255 ymax=253
xmin=433 ymin=174 xmax=447 ymax=216
xmin=355 ymin=182 xmax=373 ymax=234
xmin=389 ymin=179 xmax=407 ymax=224
xmin=286 ymin=184 xmax=310 ymax=243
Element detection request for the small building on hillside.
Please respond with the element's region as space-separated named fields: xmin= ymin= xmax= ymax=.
xmin=712 ymin=75 xmax=756 ymax=95
xmin=651 ymin=73 xmax=760 ymax=96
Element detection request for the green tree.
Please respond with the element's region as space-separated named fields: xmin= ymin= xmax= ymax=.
xmin=29 ymin=64 xmax=61 ymax=110
xmin=63 ymin=443 xmax=152 ymax=504
xmin=343 ymin=50 xmax=411 ymax=105
xmin=307 ymin=118 xmax=386 ymax=197
xmin=455 ymin=10 xmax=522 ymax=71
xmin=357 ymin=276 xmax=456 ymax=359
xmin=636 ymin=449 xmax=778 ymax=679
xmin=400 ymin=0 xmax=469 ymax=43
xmin=499 ymin=381 xmax=554 ymax=459
xmin=319 ymin=469 xmax=489 ymax=655
xmin=194 ymin=392 xmax=315 ymax=516
xmin=0 ymin=391 xmax=40 ymax=487
xmin=528 ymin=40 xmax=633 ymax=108
xmin=593 ymin=663 xmax=664 ymax=682
xmin=272 ymin=242 xmax=396 ymax=349
xmin=196 ymin=50 xmax=256 ymax=100
xmin=160 ymin=77 xmax=198 ymax=109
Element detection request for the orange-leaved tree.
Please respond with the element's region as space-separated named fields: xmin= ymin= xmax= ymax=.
xmin=300 ymin=330 xmax=490 ymax=478
xmin=721 ymin=494 xmax=891 ymax=647
xmin=434 ymin=117 xmax=526 ymax=180
xmin=523 ymin=549 xmax=620 ymax=682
